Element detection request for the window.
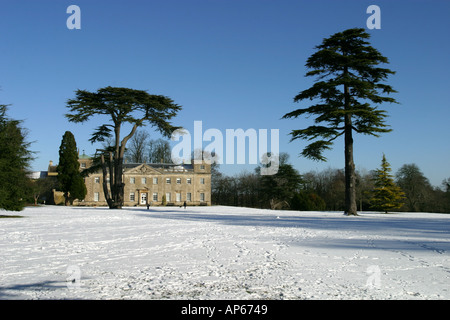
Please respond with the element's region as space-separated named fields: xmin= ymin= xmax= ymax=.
xmin=130 ymin=192 xmax=135 ymax=201
xmin=176 ymin=193 xmax=181 ymax=202
xmin=186 ymin=192 xmax=192 ymax=202
xmin=200 ymin=193 xmax=205 ymax=202
xmin=94 ymin=192 xmax=99 ymax=202
xmin=152 ymin=192 xmax=158 ymax=201
xmin=166 ymin=178 xmax=171 ymax=184
xmin=153 ymin=177 xmax=158 ymax=185
xmin=130 ymin=177 xmax=135 ymax=184
xmin=166 ymin=193 xmax=171 ymax=202
xmin=142 ymin=177 xmax=147 ymax=184
xmin=81 ymin=162 xmax=86 ymax=168
xmin=176 ymin=178 xmax=181 ymax=184
xmin=200 ymin=178 xmax=205 ymax=185
xmin=94 ymin=177 xmax=100 ymax=184
xmin=186 ymin=178 xmax=192 ymax=184
xmin=200 ymin=165 xmax=205 ymax=170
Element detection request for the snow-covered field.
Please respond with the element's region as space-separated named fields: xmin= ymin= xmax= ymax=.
xmin=1 ymin=205 xmax=449 ymax=300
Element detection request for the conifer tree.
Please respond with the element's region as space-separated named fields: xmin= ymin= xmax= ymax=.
xmin=258 ymin=153 xmax=303 ymax=209
xmin=57 ymin=131 xmax=87 ymax=205
xmin=0 ymin=105 xmax=33 ymax=211
xmin=282 ymin=28 xmax=398 ymax=215
xmin=66 ymin=86 xmax=181 ymax=209
xmin=370 ymin=154 xmax=405 ymax=213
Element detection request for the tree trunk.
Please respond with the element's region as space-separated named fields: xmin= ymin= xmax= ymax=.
xmin=111 ymin=155 xmax=124 ymax=209
xmin=344 ymin=81 xmax=358 ymax=216
xmin=344 ymin=120 xmax=357 ymax=215
xmin=64 ymin=192 xmax=70 ymax=206
xmin=97 ymin=123 xmax=139 ymax=209
xmin=103 ymin=123 xmax=138 ymax=209
xmin=101 ymin=154 xmax=113 ymax=208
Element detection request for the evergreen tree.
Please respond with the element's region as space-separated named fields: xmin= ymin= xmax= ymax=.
xmin=282 ymin=28 xmax=398 ymax=215
xmin=291 ymin=190 xmax=326 ymax=211
xmin=57 ymin=131 xmax=87 ymax=205
xmin=370 ymin=154 xmax=405 ymax=213
xmin=0 ymin=105 xmax=33 ymax=211
xmin=258 ymin=153 xmax=303 ymax=209
xmin=66 ymin=86 xmax=181 ymax=209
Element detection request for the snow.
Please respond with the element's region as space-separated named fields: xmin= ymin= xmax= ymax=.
xmin=1 ymin=205 xmax=449 ymax=300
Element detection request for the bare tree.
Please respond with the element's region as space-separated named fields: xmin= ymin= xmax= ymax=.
xmin=125 ymin=130 xmax=149 ymax=163
xmin=148 ymin=138 xmax=172 ymax=163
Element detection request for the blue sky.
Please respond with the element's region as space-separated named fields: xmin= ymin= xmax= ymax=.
xmin=1 ymin=0 xmax=449 ymax=186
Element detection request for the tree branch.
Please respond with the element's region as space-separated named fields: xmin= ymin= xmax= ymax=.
xmin=119 ymin=123 xmax=138 ymax=159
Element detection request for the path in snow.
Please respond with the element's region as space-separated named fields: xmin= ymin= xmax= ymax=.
xmin=1 ymin=205 xmax=449 ymax=299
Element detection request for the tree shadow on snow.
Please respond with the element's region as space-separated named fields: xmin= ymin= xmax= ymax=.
xmin=134 ymin=209 xmax=450 ymax=253
xmin=0 ymin=280 xmax=67 ymax=299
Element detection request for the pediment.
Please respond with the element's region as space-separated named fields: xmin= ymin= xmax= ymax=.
xmin=124 ymin=164 xmax=162 ymax=175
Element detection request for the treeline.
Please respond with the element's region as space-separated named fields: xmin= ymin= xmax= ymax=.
xmin=212 ymin=154 xmax=450 ymax=213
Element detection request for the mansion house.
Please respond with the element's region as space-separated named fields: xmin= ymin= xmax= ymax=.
xmin=48 ymin=154 xmax=211 ymax=207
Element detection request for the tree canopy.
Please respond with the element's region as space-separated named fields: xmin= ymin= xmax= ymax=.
xmin=396 ymin=164 xmax=433 ymax=212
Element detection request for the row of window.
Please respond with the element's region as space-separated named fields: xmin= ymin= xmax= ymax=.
xmin=92 ymin=192 xmax=205 ymax=203
xmin=94 ymin=177 xmax=206 ymax=185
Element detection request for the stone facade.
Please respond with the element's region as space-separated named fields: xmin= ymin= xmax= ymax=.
xmin=73 ymin=156 xmax=211 ymax=207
